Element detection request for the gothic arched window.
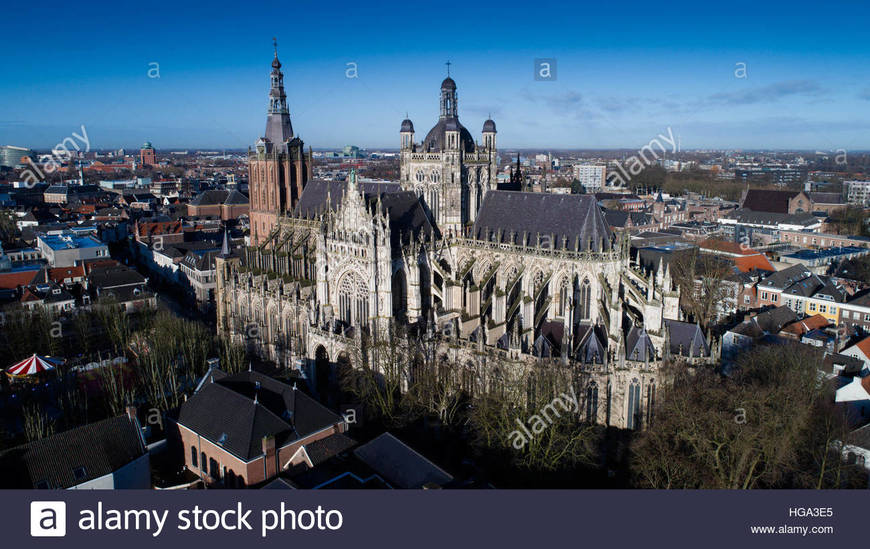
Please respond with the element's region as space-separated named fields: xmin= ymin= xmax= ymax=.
xmin=579 ymin=278 xmax=591 ymax=320
xmin=415 ymin=169 xmax=426 ymax=183
xmin=430 ymin=169 xmax=440 ymax=183
xmin=338 ymin=271 xmax=368 ymax=326
xmin=627 ymin=378 xmax=641 ymax=430
xmin=558 ymin=277 xmax=570 ymax=317
xmin=586 ymin=382 xmax=599 ymax=422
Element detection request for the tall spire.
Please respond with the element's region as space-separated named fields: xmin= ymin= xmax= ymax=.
xmin=219 ymin=226 xmax=231 ymax=258
xmin=264 ymin=38 xmax=293 ymax=149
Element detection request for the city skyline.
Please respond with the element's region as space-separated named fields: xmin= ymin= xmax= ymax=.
xmin=2 ymin=1 xmax=870 ymax=151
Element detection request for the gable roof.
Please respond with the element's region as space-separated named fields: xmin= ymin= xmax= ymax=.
xmin=472 ymin=191 xmax=612 ymax=251
xmin=780 ymin=314 xmax=830 ymax=337
xmin=178 ymin=370 xmax=342 ymax=462
xmin=0 ymin=415 xmax=146 ymax=489
xmin=353 ymin=432 xmax=453 ymax=489
xmin=741 ymin=189 xmax=800 ymax=213
xmin=758 ymin=264 xmax=813 ymax=290
xmin=664 ymin=319 xmax=710 ymax=357
xmin=808 ymin=192 xmax=845 ymax=205
xmin=0 ymin=269 xmax=40 ymax=290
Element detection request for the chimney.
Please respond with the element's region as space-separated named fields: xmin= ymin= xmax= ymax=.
xmin=262 ymin=435 xmax=277 ymax=479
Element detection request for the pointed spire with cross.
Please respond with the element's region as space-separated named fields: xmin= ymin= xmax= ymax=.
xmin=446 ymin=60 xmax=451 ymax=76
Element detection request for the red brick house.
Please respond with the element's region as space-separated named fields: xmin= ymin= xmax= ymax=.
xmin=175 ymin=369 xmax=346 ymax=488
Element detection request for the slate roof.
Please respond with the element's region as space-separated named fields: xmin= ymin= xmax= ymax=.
xmin=808 ymin=192 xmax=845 ymax=205
xmin=189 ymin=189 xmax=249 ymax=207
xmin=181 ymin=250 xmax=218 ymax=272
xmin=758 ymin=264 xmax=813 ymax=290
xmin=573 ymin=324 xmax=607 ymax=364
xmin=726 ymin=209 xmax=819 ymax=227
xmin=625 ymin=323 xmax=656 ymax=362
xmin=293 ymin=179 xmax=433 ymax=247
xmin=753 ymin=305 xmax=799 ymax=334
xmin=304 ymin=433 xmax=357 ymax=466
xmin=353 ymin=432 xmax=453 ymax=489
xmin=741 ymin=189 xmax=800 ymax=213
xmin=0 ymin=415 xmax=146 ymax=489
xmin=472 ymin=191 xmax=613 ymax=251
xmin=664 ymin=319 xmax=710 ymax=357
xmin=422 ymin=118 xmax=476 ymax=153
xmin=88 ymin=266 xmax=147 ymax=289
xmin=293 ymin=179 xmax=401 ymax=218
xmin=178 ymin=370 xmax=342 ymax=462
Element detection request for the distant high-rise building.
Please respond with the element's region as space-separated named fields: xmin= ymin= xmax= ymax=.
xmin=845 ymin=180 xmax=870 ymax=207
xmin=139 ymin=141 xmax=157 ymax=166
xmin=573 ymin=164 xmax=607 ymax=193
xmin=0 ymin=145 xmax=33 ymax=168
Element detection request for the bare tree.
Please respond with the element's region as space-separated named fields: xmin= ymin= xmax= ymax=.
xmin=631 ymin=345 xmax=868 ymax=489
xmin=23 ymin=402 xmax=55 ymax=442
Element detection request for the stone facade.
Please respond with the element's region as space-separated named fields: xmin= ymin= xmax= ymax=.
xmin=216 ymin=57 xmax=716 ymax=431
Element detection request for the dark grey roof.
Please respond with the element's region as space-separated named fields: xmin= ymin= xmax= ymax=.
xmin=727 ymin=208 xmax=819 ymax=227
xmin=181 ymin=250 xmax=218 ymax=272
xmin=0 ymin=415 xmax=146 ymax=489
xmin=353 ymin=432 xmax=453 ymax=489
xmin=88 ymin=266 xmax=146 ymax=289
xmin=758 ymin=264 xmax=813 ymax=290
xmin=604 ymin=210 xmax=629 ymax=227
xmin=191 ymin=189 xmax=249 ymax=207
xmin=472 ymin=191 xmax=613 ymax=251
xmin=190 ymin=190 xmax=227 ymax=206
xmin=422 ymin=117 xmax=475 ymax=153
xmin=440 ymin=76 xmax=456 ymax=90
xmin=741 ymin=189 xmax=800 ymax=213
xmin=293 ymin=179 xmax=433 ymax=247
xmin=665 ymin=319 xmax=710 ymax=357
xmin=293 ymin=179 xmax=400 ymax=218
xmin=753 ymin=305 xmax=799 ymax=334
xmin=848 ymin=422 xmax=870 ymax=450
xmin=400 ymin=119 xmax=414 ymax=132
xmin=808 ymin=192 xmax=845 ymax=205
xmin=304 ymin=433 xmax=357 ymax=466
xmin=178 ymin=370 xmax=342 ymax=461
xmin=573 ymin=324 xmax=607 ymax=364
xmin=223 ymin=189 xmax=248 ymax=205
xmin=482 ymin=118 xmax=496 ymax=133
xmin=625 ymin=324 xmax=656 ymax=362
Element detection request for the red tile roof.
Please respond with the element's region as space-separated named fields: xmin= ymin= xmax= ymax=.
xmin=856 ymin=336 xmax=870 ymax=360
xmin=781 ymin=314 xmax=830 ymax=336
xmin=733 ymin=254 xmax=774 ymax=273
xmin=0 ymin=270 xmax=39 ymax=290
xmin=48 ymin=265 xmax=86 ymax=283
xmin=136 ymin=220 xmax=182 ymax=236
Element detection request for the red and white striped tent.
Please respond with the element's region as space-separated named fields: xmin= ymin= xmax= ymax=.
xmin=5 ymin=354 xmax=59 ymax=376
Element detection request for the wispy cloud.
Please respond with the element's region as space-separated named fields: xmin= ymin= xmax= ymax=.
xmin=704 ymin=79 xmax=825 ymax=106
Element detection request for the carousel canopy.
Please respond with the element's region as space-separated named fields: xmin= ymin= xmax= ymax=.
xmin=6 ymin=354 xmax=59 ymax=376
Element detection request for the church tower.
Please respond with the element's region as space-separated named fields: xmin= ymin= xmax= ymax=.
xmin=398 ymin=64 xmax=498 ymax=237
xmin=249 ymin=40 xmax=312 ymax=246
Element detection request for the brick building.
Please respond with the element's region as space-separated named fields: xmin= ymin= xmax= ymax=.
xmin=249 ymin=45 xmax=312 ymax=245
xmin=175 ymin=369 xmax=346 ymax=487
xmin=187 ymin=189 xmax=249 ymax=220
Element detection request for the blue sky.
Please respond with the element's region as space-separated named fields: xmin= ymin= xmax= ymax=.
xmin=2 ymin=0 xmax=869 ymax=151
